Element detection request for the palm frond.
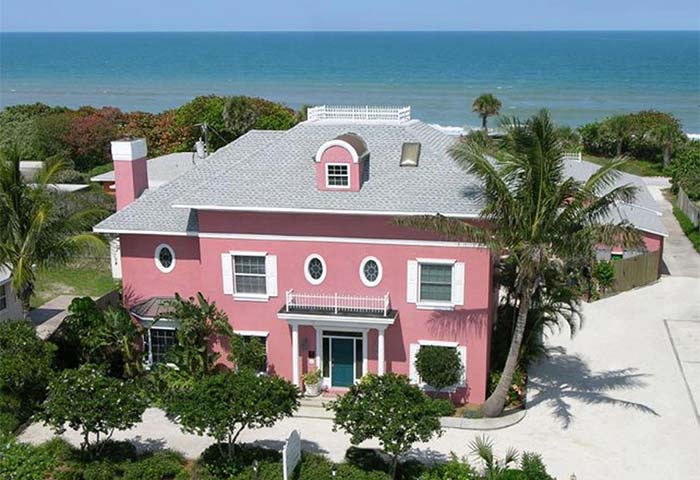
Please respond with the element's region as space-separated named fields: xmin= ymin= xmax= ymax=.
xmin=393 ymin=214 xmax=492 ymax=246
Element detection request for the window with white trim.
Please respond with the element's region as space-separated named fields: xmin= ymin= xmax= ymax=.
xmin=234 ymin=255 xmax=267 ymax=295
xmin=144 ymin=327 xmax=177 ymax=366
xmin=326 ymin=164 xmax=349 ymax=188
xmin=304 ymin=254 xmax=326 ymax=285
xmin=419 ymin=263 xmax=453 ymax=302
xmin=0 ymin=284 xmax=7 ymax=311
xmin=154 ymin=244 xmax=175 ymax=273
xmin=359 ymin=256 xmax=382 ymax=287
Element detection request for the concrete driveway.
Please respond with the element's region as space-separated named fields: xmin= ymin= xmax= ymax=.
xmin=21 ymin=276 xmax=700 ymax=479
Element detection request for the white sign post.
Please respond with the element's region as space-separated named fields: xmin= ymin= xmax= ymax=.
xmin=282 ymin=429 xmax=302 ymax=480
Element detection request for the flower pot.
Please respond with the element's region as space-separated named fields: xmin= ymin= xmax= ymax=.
xmin=304 ymin=381 xmax=321 ymax=397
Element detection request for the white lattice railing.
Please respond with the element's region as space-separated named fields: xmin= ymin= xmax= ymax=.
xmin=562 ymin=152 xmax=582 ymax=162
xmin=285 ymin=289 xmax=390 ymax=317
xmin=307 ymin=105 xmax=411 ymax=122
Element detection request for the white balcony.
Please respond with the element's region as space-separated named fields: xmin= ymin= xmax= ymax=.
xmin=283 ymin=289 xmax=391 ymax=317
xmin=306 ymin=105 xmax=412 ymax=123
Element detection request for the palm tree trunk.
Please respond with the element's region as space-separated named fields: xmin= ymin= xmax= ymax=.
xmin=482 ymin=116 xmax=488 ymax=131
xmin=481 ymin=284 xmax=532 ymax=417
xmin=18 ymin=284 xmax=32 ymax=320
xmin=663 ymin=146 xmax=671 ymax=167
xmin=616 ymin=139 xmax=623 ymax=157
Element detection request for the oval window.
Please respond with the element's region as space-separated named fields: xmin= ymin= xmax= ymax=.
xmin=154 ymin=244 xmax=175 ymax=273
xmin=360 ymin=256 xmax=382 ymax=287
xmin=304 ymin=254 xmax=326 ymax=285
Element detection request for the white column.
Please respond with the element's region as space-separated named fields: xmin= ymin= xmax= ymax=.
xmin=377 ymin=328 xmax=385 ymax=375
xmin=315 ymin=327 xmax=322 ymax=373
xmin=291 ymin=324 xmax=300 ymax=386
xmin=362 ymin=330 xmax=368 ymax=377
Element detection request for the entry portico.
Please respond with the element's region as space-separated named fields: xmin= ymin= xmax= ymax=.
xmin=277 ymin=289 xmax=397 ymax=387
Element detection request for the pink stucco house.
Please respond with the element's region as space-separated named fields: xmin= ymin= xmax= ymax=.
xmin=94 ymin=105 xmax=666 ymax=405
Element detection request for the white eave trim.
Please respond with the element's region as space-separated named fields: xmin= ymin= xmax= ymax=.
xmin=278 ymin=312 xmax=396 ymax=326
xmin=170 ymin=204 xmax=481 ymax=218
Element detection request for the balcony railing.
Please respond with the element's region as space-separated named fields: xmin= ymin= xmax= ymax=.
xmin=284 ymin=289 xmax=391 ymax=317
xmin=307 ymin=105 xmax=411 ymax=123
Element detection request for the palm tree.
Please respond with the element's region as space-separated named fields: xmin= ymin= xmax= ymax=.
xmin=472 ymin=94 xmax=502 ymax=131
xmin=0 ymin=146 xmax=106 ymax=318
xmin=648 ymin=123 xmax=684 ymax=167
xmin=469 ymin=435 xmax=519 ymax=479
xmin=396 ymin=110 xmax=641 ymax=417
xmin=606 ymin=115 xmax=631 ymax=157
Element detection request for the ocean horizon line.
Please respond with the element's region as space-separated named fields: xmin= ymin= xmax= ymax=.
xmin=2 ymin=29 xmax=699 ymax=34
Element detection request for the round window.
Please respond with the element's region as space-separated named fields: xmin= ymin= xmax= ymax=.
xmin=360 ymin=256 xmax=382 ymax=287
xmin=154 ymin=244 xmax=175 ymax=273
xmin=304 ymin=254 xmax=326 ymax=285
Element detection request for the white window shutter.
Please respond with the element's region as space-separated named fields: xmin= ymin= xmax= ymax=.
xmin=457 ymin=345 xmax=467 ymax=385
xmin=265 ymin=255 xmax=278 ymax=297
xmin=221 ymin=253 xmax=234 ymax=295
xmin=409 ymin=343 xmax=420 ymax=384
xmin=406 ymin=260 xmax=418 ymax=303
xmin=452 ymin=262 xmax=465 ymax=306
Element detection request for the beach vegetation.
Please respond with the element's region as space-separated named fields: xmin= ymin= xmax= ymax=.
xmin=0 ymin=146 xmax=107 ymax=317
xmin=328 ymin=373 xmax=453 ymax=479
xmin=396 ymin=109 xmax=640 ymax=417
xmin=579 ymin=110 xmax=686 ymax=166
xmin=472 ymin=94 xmax=502 ymax=130
xmin=668 ymin=140 xmax=700 ymax=200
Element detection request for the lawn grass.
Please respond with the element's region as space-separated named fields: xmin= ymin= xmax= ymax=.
xmin=31 ymin=256 xmax=117 ymax=308
xmin=672 ymin=203 xmax=700 ymax=253
xmin=584 ymin=154 xmax=665 ymax=177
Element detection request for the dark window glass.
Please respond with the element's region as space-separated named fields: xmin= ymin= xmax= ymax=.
xmin=322 ymin=337 xmax=330 ymax=377
xmin=234 ymin=256 xmax=267 ymax=294
xmin=355 ymin=339 xmax=363 ymax=379
xmin=0 ymin=284 xmax=6 ymax=311
xmin=308 ymin=257 xmax=324 ymax=280
xmin=327 ymin=164 xmax=349 ymax=186
xmin=145 ymin=328 xmax=177 ymax=365
xmin=158 ymin=247 xmax=173 ymax=269
xmin=363 ymin=260 xmax=379 ymax=282
xmin=419 ymin=264 xmax=453 ymax=302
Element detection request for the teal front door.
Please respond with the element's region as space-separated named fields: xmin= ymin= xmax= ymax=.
xmin=331 ymin=338 xmax=354 ymax=387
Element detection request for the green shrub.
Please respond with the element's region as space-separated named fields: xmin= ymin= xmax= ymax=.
xmin=0 ymin=435 xmax=70 ymax=480
xmin=298 ymin=453 xmax=392 ymax=480
xmin=520 ymin=452 xmax=555 ymax=480
xmin=415 ymin=345 xmax=463 ymax=392
xmin=122 ymin=450 xmax=187 ymax=480
xmin=196 ymin=443 xmax=281 ymax=479
xmin=593 ymin=261 xmax=615 ymax=292
xmin=82 ymin=460 xmax=121 ymax=480
xmin=668 ymin=141 xmax=700 ymax=200
xmin=0 ymin=319 xmax=55 ymax=434
xmin=496 ymin=470 xmax=527 ymax=479
xmin=418 ymin=455 xmax=478 ymax=480
xmin=488 ymin=368 xmax=526 ymax=406
xmin=673 ymin=204 xmax=700 ymax=252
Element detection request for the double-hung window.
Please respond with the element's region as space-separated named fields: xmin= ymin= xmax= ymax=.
xmin=326 ymin=164 xmax=349 ymax=188
xmin=419 ymin=263 xmax=453 ymax=302
xmin=234 ymin=255 xmax=267 ymax=295
xmin=0 ymin=284 xmax=7 ymax=311
xmin=144 ymin=327 xmax=177 ymax=366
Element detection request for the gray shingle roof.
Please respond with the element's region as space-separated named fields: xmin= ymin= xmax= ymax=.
xmin=91 ymin=152 xmax=202 ymax=189
xmin=94 ymin=120 xmax=666 ymax=238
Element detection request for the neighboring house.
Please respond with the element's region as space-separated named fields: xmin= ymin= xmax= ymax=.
xmin=19 ymin=161 xmax=90 ymax=193
xmin=94 ymin=105 xmax=666 ymax=403
xmin=564 ymin=158 xmax=668 ymax=270
xmin=90 ymin=152 xmax=204 ymax=194
xmin=91 ymin=152 xmax=204 ymax=279
xmin=0 ymin=267 xmax=22 ymax=321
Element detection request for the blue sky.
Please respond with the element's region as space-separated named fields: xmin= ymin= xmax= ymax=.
xmin=1 ymin=0 xmax=698 ymax=32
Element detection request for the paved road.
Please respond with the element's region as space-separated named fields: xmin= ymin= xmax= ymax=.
xmin=643 ymin=177 xmax=700 ymax=278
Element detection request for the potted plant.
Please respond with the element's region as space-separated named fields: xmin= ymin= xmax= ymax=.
xmin=302 ymin=368 xmax=323 ymax=397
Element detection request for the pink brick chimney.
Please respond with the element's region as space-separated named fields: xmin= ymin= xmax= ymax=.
xmin=111 ymin=138 xmax=148 ymax=211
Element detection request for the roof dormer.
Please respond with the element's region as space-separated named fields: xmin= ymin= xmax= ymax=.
xmin=315 ymin=132 xmax=368 ymax=192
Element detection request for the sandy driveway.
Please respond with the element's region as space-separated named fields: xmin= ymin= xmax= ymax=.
xmin=21 ymin=276 xmax=700 ymax=479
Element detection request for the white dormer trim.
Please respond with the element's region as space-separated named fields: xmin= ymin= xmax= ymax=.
xmin=315 ymin=140 xmax=361 ymax=164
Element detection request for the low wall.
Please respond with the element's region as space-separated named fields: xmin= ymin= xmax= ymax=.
xmin=678 ymin=186 xmax=700 ymax=227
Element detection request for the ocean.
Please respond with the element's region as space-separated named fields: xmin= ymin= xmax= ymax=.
xmin=0 ymin=31 xmax=698 ymax=131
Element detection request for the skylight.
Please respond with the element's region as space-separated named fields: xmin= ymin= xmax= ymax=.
xmin=400 ymin=142 xmax=421 ymax=167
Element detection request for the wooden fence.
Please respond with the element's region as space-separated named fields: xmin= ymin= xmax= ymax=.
xmin=678 ymin=186 xmax=700 ymax=227
xmin=610 ymin=250 xmax=661 ymax=293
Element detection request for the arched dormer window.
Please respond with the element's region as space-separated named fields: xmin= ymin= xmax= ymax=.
xmin=314 ymin=133 xmax=369 ymax=192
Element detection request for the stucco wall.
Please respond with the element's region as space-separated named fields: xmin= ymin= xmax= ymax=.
xmin=0 ymin=280 xmax=23 ymax=321
xmin=120 ymin=213 xmax=495 ymax=404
